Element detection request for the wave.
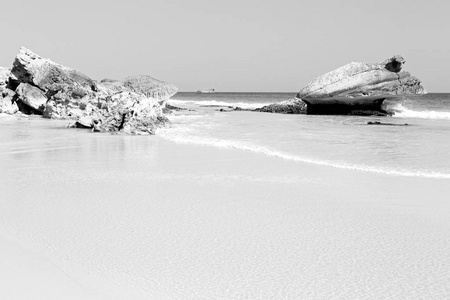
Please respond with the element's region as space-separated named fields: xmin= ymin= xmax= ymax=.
xmin=168 ymin=99 xmax=268 ymax=109
xmin=391 ymin=104 xmax=450 ymax=120
xmin=158 ymin=129 xmax=450 ymax=179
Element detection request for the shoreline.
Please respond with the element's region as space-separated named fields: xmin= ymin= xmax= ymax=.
xmin=1 ymin=120 xmax=450 ymax=298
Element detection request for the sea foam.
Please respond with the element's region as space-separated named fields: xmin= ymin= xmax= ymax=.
xmin=168 ymin=99 xmax=268 ymax=109
xmin=392 ymin=104 xmax=450 ymax=120
xmin=159 ymin=128 xmax=450 ymax=179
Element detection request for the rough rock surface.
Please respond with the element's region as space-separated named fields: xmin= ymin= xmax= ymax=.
xmin=15 ymin=83 xmax=48 ymax=113
xmin=0 ymin=67 xmax=10 ymax=90
xmin=0 ymin=89 xmax=18 ymax=114
xmin=98 ymin=76 xmax=178 ymax=107
xmin=98 ymin=79 xmax=124 ymax=93
xmin=1 ymin=47 xmax=177 ymax=134
xmin=297 ymin=55 xmax=426 ymax=98
xmin=91 ymin=91 xmax=168 ymax=134
xmin=11 ymin=47 xmax=97 ymax=98
xmin=255 ymin=98 xmax=306 ymax=114
xmin=0 ymin=67 xmax=18 ymax=114
xmin=123 ymin=75 xmax=178 ymax=106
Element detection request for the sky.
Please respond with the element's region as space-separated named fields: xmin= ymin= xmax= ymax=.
xmin=0 ymin=0 xmax=449 ymax=92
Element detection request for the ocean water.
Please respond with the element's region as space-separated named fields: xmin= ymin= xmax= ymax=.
xmin=163 ymin=92 xmax=450 ymax=179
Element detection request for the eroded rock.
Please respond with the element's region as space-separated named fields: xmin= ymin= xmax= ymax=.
xmin=301 ymin=95 xmax=391 ymax=115
xmin=123 ymin=75 xmax=178 ymax=107
xmin=15 ymin=83 xmax=47 ymax=114
xmin=255 ymin=98 xmax=307 ymax=114
xmin=88 ymin=91 xmax=169 ymax=135
xmin=297 ymin=55 xmax=426 ymax=98
xmin=0 ymin=89 xmax=18 ymax=114
xmin=1 ymin=47 xmax=177 ymax=134
xmin=0 ymin=67 xmax=10 ymax=90
xmin=11 ymin=47 xmax=97 ymax=98
xmin=97 ymin=75 xmax=178 ymax=108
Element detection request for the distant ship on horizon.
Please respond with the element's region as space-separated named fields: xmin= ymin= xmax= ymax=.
xmin=197 ymin=88 xmax=215 ymax=94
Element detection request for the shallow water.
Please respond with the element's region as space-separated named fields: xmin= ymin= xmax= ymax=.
xmin=165 ymin=93 xmax=450 ymax=178
xmin=169 ymin=92 xmax=292 ymax=109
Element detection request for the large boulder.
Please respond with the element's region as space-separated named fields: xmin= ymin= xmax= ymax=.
xmin=11 ymin=47 xmax=97 ymax=98
xmin=98 ymin=76 xmax=178 ymax=107
xmin=297 ymin=55 xmax=426 ymax=98
xmin=1 ymin=47 xmax=177 ymax=134
xmin=123 ymin=75 xmax=178 ymax=104
xmin=15 ymin=83 xmax=47 ymax=114
xmin=69 ymin=91 xmax=169 ymax=135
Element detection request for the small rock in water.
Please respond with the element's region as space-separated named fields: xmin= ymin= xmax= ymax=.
xmin=367 ymin=121 xmax=409 ymax=126
xmin=256 ymin=98 xmax=307 ymax=114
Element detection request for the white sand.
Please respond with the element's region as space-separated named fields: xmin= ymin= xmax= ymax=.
xmin=1 ymin=118 xmax=450 ymax=299
xmin=0 ymin=234 xmax=94 ymax=299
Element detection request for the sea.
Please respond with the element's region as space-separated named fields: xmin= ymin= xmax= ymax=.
xmin=162 ymin=92 xmax=450 ymax=179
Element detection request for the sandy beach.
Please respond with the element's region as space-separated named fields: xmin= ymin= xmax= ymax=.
xmin=1 ymin=117 xmax=450 ymax=299
xmin=2 ymin=0 xmax=450 ymax=297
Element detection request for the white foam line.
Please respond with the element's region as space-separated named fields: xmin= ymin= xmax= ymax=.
xmin=168 ymin=99 xmax=269 ymax=109
xmin=159 ymin=132 xmax=450 ymax=179
xmin=391 ymin=104 xmax=450 ymax=120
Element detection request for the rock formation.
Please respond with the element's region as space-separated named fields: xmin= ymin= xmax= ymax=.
xmin=255 ymin=55 xmax=425 ymax=116
xmin=0 ymin=67 xmax=19 ymax=114
xmin=297 ymin=55 xmax=426 ymax=98
xmin=15 ymin=83 xmax=48 ymax=113
xmin=301 ymin=95 xmax=393 ymax=116
xmin=0 ymin=89 xmax=18 ymax=115
xmin=123 ymin=75 xmax=178 ymax=106
xmin=0 ymin=47 xmax=178 ymax=134
xmin=367 ymin=121 xmax=408 ymax=126
xmin=70 ymin=91 xmax=169 ymax=135
xmin=98 ymin=76 xmax=178 ymax=107
xmin=0 ymin=67 xmax=10 ymax=90
xmin=255 ymin=98 xmax=306 ymax=114
xmin=11 ymin=47 xmax=97 ymax=98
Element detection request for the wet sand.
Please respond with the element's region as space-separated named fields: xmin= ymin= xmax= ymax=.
xmin=1 ymin=117 xmax=450 ymax=299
